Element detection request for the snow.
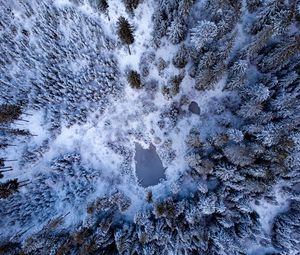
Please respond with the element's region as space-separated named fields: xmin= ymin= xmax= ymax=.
xmin=21 ymin=110 xmax=48 ymax=144
xmin=53 ymin=0 xmax=73 ymax=8
xmin=251 ymin=184 xmax=290 ymax=233
xmin=0 ymin=2 xmax=297 ymax=254
xmin=0 ymin=0 xmax=232 ymax=236
xmin=248 ymin=246 xmax=278 ymax=255
xmin=0 ymin=110 xmax=48 ymax=180
xmin=113 ymin=1 xmax=155 ymax=72
xmin=7 ymin=0 xmax=232 ymax=199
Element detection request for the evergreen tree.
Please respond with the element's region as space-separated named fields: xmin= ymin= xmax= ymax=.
xmin=98 ymin=0 xmax=110 ymax=20
xmin=0 ymin=179 xmax=20 ymax=199
xmin=246 ymin=0 xmax=262 ymax=13
xmin=127 ymin=70 xmax=142 ymax=89
xmin=167 ymin=18 xmax=186 ymax=44
xmin=0 ymin=105 xmax=22 ymax=123
xmin=123 ymin=0 xmax=139 ymax=14
xmin=139 ymin=51 xmax=155 ymax=77
xmin=272 ymin=200 xmax=300 ymax=254
xmin=116 ymin=16 xmax=135 ymax=54
xmin=0 ymin=0 xmax=299 ymax=254
xmin=172 ymin=44 xmax=189 ymax=68
xmin=190 ymin=20 xmax=218 ymax=51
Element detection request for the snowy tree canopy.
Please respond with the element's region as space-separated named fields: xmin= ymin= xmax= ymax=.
xmin=190 ymin=20 xmax=218 ymax=51
xmin=0 ymin=0 xmax=299 ymax=254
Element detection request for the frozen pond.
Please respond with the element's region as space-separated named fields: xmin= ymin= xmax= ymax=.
xmin=189 ymin=101 xmax=200 ymax=115
xmin=135 ymin=143 xmax=165 ymax=187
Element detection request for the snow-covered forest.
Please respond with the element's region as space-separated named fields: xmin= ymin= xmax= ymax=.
xmin=0 ymin=0 xmax=299 ymax=254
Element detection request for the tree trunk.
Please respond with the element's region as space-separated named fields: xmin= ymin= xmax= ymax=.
xmin=0 ymin=167 xmax=12 ymax=170
xmin=0 ymin=169 xmax=13 ymax=173
xmin=17 ymin=119 xmax=29 ymax=122
xmin=127 ymin=44 xmax=131 ymax=55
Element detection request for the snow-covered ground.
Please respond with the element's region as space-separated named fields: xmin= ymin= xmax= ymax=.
xmin=0 ymin=1 xmax=298 ymax=254
xmin=0 ymin=0 xmax=231 ymax=236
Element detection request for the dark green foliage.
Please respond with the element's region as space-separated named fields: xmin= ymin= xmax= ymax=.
xmin=0 ymin=105 xmax=22 ymax=124
xmin=271 ymin=200 xmax=300 ymax=253
xmin=172 ymin=44 xmax=189 ymax=68
xmin=168 ymin=71 xmax=185 ymax=96
xmin=0 ymin=128 xmax=32 ymax=136
xmin=98 ymin=0 xmax=110 ymax=20
xmin=156 ymin=57 xmax=168 ymax=74
xmin=98 ymin=0 xmax=109 ymax=11
xmin=155 ymin=200 xmax=176 ymax=217
xmin=116 ymin=16 xmax=134 ymax=54
xmin=146 ymin=190 xmax=153 ymax=203
xmin=0 ymin=144 xmax=12 ymax=149
xmin=127 ymin=70 xmax=142 ymax=89
xmin=257 ymin=35 xmax=300 ymax=73
xmin=0 ymin=158 xmax=6 ymax=167
xmin=152 ymin=0 xmax=194 ymax=44
xmin=123 ymin=0 xmax=139 ymax=14
xmin=246 ymin=0 xmax=262 ymax=13
xmin=139 ymin=51 xmax=155 ymax=77
xmin=0 ymin=179 xmax=20 ymax=199
xmin=0 ymin=242 xmax=21 ymax=255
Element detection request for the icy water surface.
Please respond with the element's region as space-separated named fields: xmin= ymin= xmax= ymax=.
xmin=135 ymin=143 xmax=165 ymax=187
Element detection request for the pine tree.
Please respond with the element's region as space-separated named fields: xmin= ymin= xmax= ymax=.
xmin=116 ymin=16 xmax=135 ymax=54
xmin=0 ymin=105 xmax=22 ymax=123
xmin=166 ymin=18 xmax=186 ymax=44
xmin=272 ymin=200 xmax=300 ymax=254
xmin=127 ymin=70 xmax=142 ymax=89
xmin=98 ymin=0 xmax=110 ymax=20
xmin=225 ymin=60 xmax=248 ymax=90
xmin=139 ymin=51 xmax=155 ymax=77
xmin=223 ymin=143 xmax=255 ymax=167
xmin=123 ymin=0 xmax=139 ymax=14
xmin=246 ymin=0 xmax=262 ymax=13
xmin=172 ymin=44 xmax=189 ymax=68
xmin=190 ymin=20 xmax=218 ymax=51
xmin=258 ymin=36 xmax=300 ymax=73
xmin=0 ymin=179 xmax=21 ymax=199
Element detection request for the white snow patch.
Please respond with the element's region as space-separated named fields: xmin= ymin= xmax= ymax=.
xmin=54 ymin=0 xmax=73 ymax=8
xmin=252 ymin=185 xmax=290 ymax=232
xmin=21 ymin=110 xmax=48 ymax=144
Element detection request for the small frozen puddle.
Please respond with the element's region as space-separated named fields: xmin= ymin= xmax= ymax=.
xmin=189 ymin=101 xmax=200 ymax=115
xmin=135 ymin=143 xmax=165 ymax=187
